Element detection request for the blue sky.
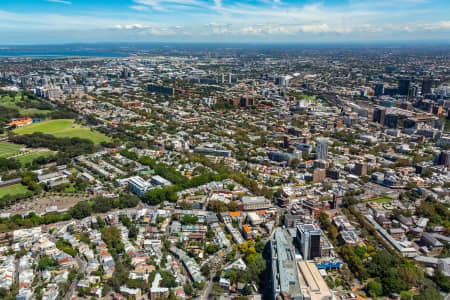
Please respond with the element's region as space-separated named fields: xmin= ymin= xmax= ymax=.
xmin=0 ymin=0 xmax=449 ymax=44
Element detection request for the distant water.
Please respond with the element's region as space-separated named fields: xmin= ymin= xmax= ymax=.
xmin=0 ymin=51 xmax=130 ymax=58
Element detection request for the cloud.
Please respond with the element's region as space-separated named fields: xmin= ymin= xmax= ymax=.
xmin=130 ymin=5 xmax=149 ymax=11
xmin=46 ymin=0 xmax=72 ymax=4
xmin=299 ymin=24 xmax=330 ymax=33
xmin=115 ymin=24 xmax=146 ymax=30
xmin=422 ymin=21 xmax=450 ymax=30
xmin=113 ymin=23 xmax=186 ymax=36
xmin=133 ymin=0 xmax=205 ymax=11
xmin=298 ymin=24 xmax=353 ymax=34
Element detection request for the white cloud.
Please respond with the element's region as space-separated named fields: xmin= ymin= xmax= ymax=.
xmin=130 ymin=5 xmax=149 ymax=11
xmin=422 ymin=21 xmax=450 ymax=30
xmin=46 ymin=0 xmax=72 ymax=4
xmin=115 ymin=24 xmax=146 ymax=30
xmin=113 ymin=23 xmax=187 ymax=36
xmin=299 ymin=24 xmax=330 ymax=33
xmin=133 ymin=0 xmax=205 ymax=11
xmin=298 ymin=24 xmax=353 ymax=34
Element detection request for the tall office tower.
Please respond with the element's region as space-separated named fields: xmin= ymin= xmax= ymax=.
xmin=354 ymin=162 xmax=368 ymax=176
xmin=373 ymin=107 xmax=386 ymax=124
xmin=398 ymin=78 xmax=410 ymax=96
xmin=283 ymin=136 xmax=290 ymax=148
xmin=374 ymin=82 xmax=385 ymax=97
xmin=279 ymin=76 xmax=290 ymax=87
xmin=296 ymin=224 xmax=322 ymax=260
xmin=409 ymin=85 xmax=419 ymax=98
xmin=316 ymin=138 xmax=328 ymax=161
xmin=438 ymin=151 xmax=450 ymax=168
xmin=228 ymin=73 xmax=232 ymax=84
xmin=422 ymin=78 xmax=433 ymax=95
xmin=221 ymin=73 xmax=225 ymax=84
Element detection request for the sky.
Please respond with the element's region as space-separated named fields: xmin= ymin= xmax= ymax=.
xmin=0 ymin=0 xmax=449 ymax=44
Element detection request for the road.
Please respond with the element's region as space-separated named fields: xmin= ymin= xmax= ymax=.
xmin=64 ymin=255 xmax=87 ymax=300
xmin=46 ymin=231 xmax=88 ymax=300
xmin=201 ymin=274 xmax=215 ymax=300
xmin=199 ymin=244 xmax=236 ymax=299
xmin=14 ymin=256 xmax=19 ymax=290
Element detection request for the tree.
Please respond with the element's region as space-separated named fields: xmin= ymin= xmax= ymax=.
xmin=101 ymin=226 xmax=122 ymax=249
xmin=206 ymin=244 xmax=220 ymax=255
xmin=381 ymin=268 xmax=407 ymax=295
xmin=184 ymin=283 xmax=194 ymax=296
xmin=354 ymin=246 xmax=366 ymax=259
xmin=413 ymin=288 xmax=443 ymax=300
xmin=398 ymin=266 xmax=420 ymax=288
xmin=70 ymin=201 xmax=92 ymax=219
xmin=201 ymin=264 xmax=211 ymax=277
xmin=96 ymin=216 xmax=105 ymax=229
xmin=181 ymin=215 xmax=199 ymax=225
xmin=243 ymin=284 xmax=253 ymax=296
xmin=160 ymin=271 xmax=177 ymax=288
xmin=255 ymin=240 xmax=265 ymax=253
xmin=37 ymin=256 xmax=57 ymax=270
xmin=367 ymin=280 xmax=383 ymax=297
xmin=328 ymin=226 xmax=338 ymax=242
xmin=92 ymin=197 xmax=112 ymax=213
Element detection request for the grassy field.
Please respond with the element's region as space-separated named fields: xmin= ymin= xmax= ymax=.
xmin=368 ymin=197 xmax=393 ymax=204
xmin=299 ymin=94 xmax=316 ymax=101
xmin=0 ymin=142 xmax=22 ymax=158
xmin=14 ymin=119 xmax=73 ymax=134
xmin=13 ymin=119 xmax=111 ymax=144
xmin=0 ymin=94 xmax=50 ymax=115
xmin=0 ymin=184 xmax=29 ymax=197
xmin=16 ymin=151 xmax=55 ymax=166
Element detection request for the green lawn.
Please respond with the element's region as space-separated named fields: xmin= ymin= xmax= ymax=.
xmin=0 ymin=94 xmax=50 ymax=115
xmin=369 ymin=197 xmax=393 ymax=204
xmin=299 ymin=94 xmax=316 ymax=101
xmin=52 ymin=128 xmax=111 ymax=144
xmin=0 ymin=142 xmax=22 ymax=158
xmin=20 ymin=109 xmax=51 ymax=116
xmin=16 ymin=151 xmax=55 ymax=166
xmin=0 ymin=184 xmax=29 ymax=197
xmin=13 ymin=119 xmax=111 ymax=144
xmin=14 ymin=119 xmax=73 ymax=134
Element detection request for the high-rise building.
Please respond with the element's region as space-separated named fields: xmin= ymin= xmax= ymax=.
xmin=354 ymin=162 xmax=368 ymax=176
xmin=296 ymin=224 xmax=321 ymax=260
xmin=422 ymin=78 xmax=433 ymax=95
xmin=398 ymin=78 xmax=410 ymax=96
xmin=438 ymin=151 xmax=450 ymax=168
xmin=409 ymin=85 xmax=418 ymax=98
xmin=384 ymin=114 xmax=399 ymax=128
xmin=313 ymin=168 xmax=326 ymax=182
xmin=374 ymin=82 xmax=384 ymax=97
xmin=228 ymin=73 xmax=232 ymax=84
xmin=283 ymin=136 xmax=290 ymax=148
xmin=373 ymin=107 xmax=386 ymax=124
xmin=316 ymin=138 xmax=328 ymax=161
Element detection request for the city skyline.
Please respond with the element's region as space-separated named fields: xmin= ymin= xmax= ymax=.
xmin=0 ymin=0 xmax=449 ymax=44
